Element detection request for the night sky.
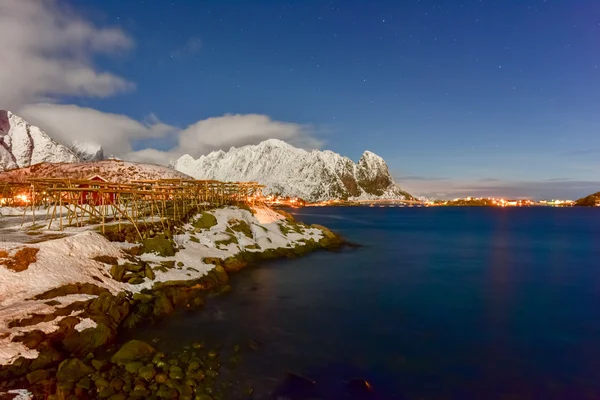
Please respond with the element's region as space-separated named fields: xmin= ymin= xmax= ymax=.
xmin=3 ymin=0 xmax=600 ymax=199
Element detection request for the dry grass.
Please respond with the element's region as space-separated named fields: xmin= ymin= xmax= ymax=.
xmin=0 ymin=247 xmax=39 ymax=272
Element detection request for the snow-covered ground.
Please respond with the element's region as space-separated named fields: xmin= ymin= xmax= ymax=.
xmin=0 ymin=205 xmax=322 ymax=365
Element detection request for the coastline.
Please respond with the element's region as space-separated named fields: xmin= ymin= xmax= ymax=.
xmin=0 ymin=205 xmax=346 ymax=398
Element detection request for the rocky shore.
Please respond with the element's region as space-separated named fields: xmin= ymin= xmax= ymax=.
xmin=0 ymin=205 xmax=346 ymax=399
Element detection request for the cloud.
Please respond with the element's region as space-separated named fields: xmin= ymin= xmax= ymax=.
xmin=0 ymin=0 xmax=134 ymax=110
xmin=20 ymin=105 xmax=323 ymax=164
xmin=20 ymin=103 xmax=177 ymax=157
xmin=175 ymin=114 xmax=322 ymax=154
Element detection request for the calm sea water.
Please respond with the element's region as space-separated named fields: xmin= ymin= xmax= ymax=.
xmin=134 ymin=207 xmax=600 ymax=399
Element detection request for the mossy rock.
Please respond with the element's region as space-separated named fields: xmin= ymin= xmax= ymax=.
xmin=92 ymin=359 xmax=110 ymax=371
xmin=211 ymin=265 xmax=229 ymax=283
xmin=92 ymin=255 xmax=119 ymax=265
xmin=110 ymin=340 xmax=156 ymax=366
xmin=57 ymin=358 xmax=94 ymax=383
xmin=30 ymin=346 xmax=63 ymax=371
xmin=125 ymin=361 xmax=145 ymax=374
xmin=189 ymin=235 xmax=200 ymax=243
xmin=63 ymin=322 xmax=114 ymax=356
xmin=215 ymin=233 xmax=238 ymax=247
xmin=311 ymin=224 xmax=336 ymax=240
xmin=192 ymin=212 xmax=218 ymax=231
xmin=26 ymin=368 xmax=53 ymax=384
xmin=153 ymin=292 xmax=175 ymax=318
xmin=141 ymin=237 xmax=176 ymax=257
xmin=229 ymin=219 xmax=253 ymax=238
xmin=138 ymin=365 xmax=156 ymax=380
xmin=123 ymin=262 xmax=144 ymax=273
xmin=110 ymin=264 xmax=126 ymax=281
xmin=133 ymin=293 xmax=153 ymax=303
xmin=144 ymin=265 xmax=155 ymax=280
xmin=128 ymin=276 xmax=145 ymax=285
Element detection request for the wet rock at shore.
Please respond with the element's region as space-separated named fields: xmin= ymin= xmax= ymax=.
xmin=56 ymin=358 xmax=94 ymax=383
xmin=111 ymin=340 xmax=156 ymax=365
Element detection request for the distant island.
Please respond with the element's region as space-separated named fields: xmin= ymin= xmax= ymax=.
xmin=575 ymin=192 xmax=600 ymax=207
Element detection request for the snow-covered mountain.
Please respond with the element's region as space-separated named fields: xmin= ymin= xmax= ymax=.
xmin=70 ymin=140 xmax=104 ymax=162
xmin=172 ymin=139 xmax=412 ymax=202
xmin=0 ymin=110 xmax=80 ymax=171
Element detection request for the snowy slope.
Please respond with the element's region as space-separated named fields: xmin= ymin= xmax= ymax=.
xmin=172 ymin=139 xmax=412 ymax=202
xmin=0 ymin=111 xmax=80 ymax=171
xmin=0 ymin=160 xmax=191 ymax=183
xmin=70 ymin=141 xmax=104 ymax=162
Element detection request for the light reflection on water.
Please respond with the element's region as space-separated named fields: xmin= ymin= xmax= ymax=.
xmin=130 ymin=207 xmax=600 ymax=399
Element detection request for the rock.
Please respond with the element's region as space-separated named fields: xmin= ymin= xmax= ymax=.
xmin=169 ymin=370 xmax=185 ymax=380
xmin=212 ymin=265 xmax=229 ymax=283
xmin=138 ymin=365 xmax=156 ymax=380
xmin=109 ymin=377 xmax=125 ymax=391
xmin=98 ymin=386 xmax=116 ymax=398
xmin=26 ymin=368 xmax=52 ymax=384
xmin=111 ymin=340 xmax=156 ymax=366
xmin=177 ymin=261 xmax=184 ymax=267
xmin=63 ymin=322 xmax=114 ymax=356
xmin=192 ymin=341 xmax=204 ymax=350
xmin=92 ymin=359 xmax=110 ymax=372
xmin=187 ymin=361 xmax=200 ymax=371
xmin=30 ymin=347 xmax=63 ymax=370
xmin=123 ymin=262 xmax=144 ymax=272
xmin=76 ymin=376 xmax=92 ymax=390
xmin=207 ymin=350 xmax=218 ymax=359
xmin=128 ymin=276 xmax=145 ymax=285
xmin=57 ymin=358 xmax=94 ymax=383
xmin=94 ymin=377 xmax=110 ymax=388
xmin=157 ymin=386 xmax=178 ymax=399
xmin=133 ymin=293 xmax=153 ymax=303
xmin=107 ymin=394 xmax=127 ymax=400
xmin=110 ymin=264 xmax=126 ymax=281
xmin=153 ymin=292 xmax=174 ymax=317
xmin=125 ymin=361 xmax=145 ymax=374
xmin=187 ymin=370 xmax=205 ymax=381
xmin=155 ymin=373 xmax=168 ymax=383
xmin=13 ymin=329 xmax=46 ymax=349
xmin=58 ymin=316 xmax=81 ymax=332
xmin=93 ymin=255 xmax=119 ymax=265
xmin=142 ymin=238 xmax=176 ymax=257
xmin=145 ymin=265 xmax=156 ymax=280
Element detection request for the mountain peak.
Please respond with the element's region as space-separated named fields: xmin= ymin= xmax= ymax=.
xmin=0 ymin=111 xmax=80 ymax=171
xmin=172 ymin=139 xmax=411 ymax=202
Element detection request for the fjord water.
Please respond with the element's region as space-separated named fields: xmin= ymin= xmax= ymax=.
xmin=138 ymin=207 xmax=600 ymax=399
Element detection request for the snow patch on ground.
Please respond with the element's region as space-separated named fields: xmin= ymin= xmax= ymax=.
xmin=74 ymin=318 xmax=97 ymax=332
xmin=3 ymin=389 xmax=33 ymax=400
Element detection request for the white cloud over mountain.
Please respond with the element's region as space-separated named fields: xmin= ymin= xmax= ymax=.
xmin=20 ymin=104 xmax=322 ymax=165
xmin=1 ymin=0 xmax=321 ymax=165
